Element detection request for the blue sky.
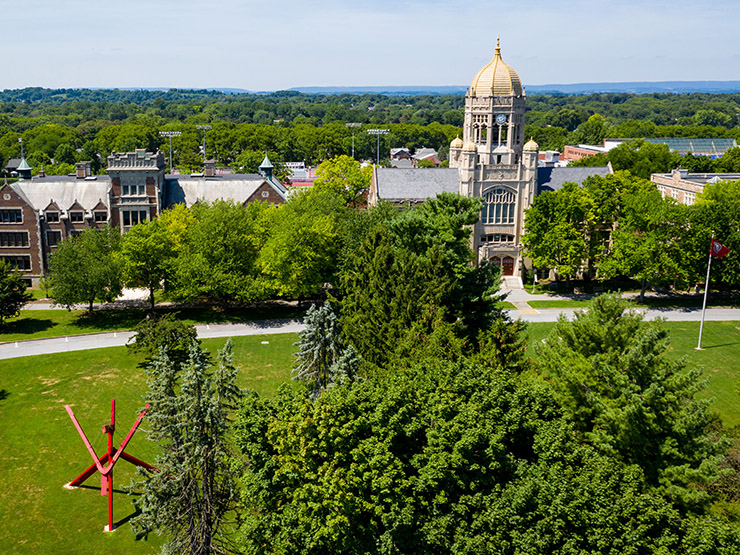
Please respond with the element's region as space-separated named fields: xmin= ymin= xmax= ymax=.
xmin=2 ymin=0 xmax=738 ymax=90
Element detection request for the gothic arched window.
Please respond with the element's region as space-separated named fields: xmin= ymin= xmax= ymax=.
xmin=482 ymin=187 xmax=516 ymax=225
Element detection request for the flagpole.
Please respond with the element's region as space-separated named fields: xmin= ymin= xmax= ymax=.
xmin=696 ymin=234 xmax=714 ymax=350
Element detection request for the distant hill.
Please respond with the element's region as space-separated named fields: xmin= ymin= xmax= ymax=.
xmin=288 ymin=81 xmax=740 ymax=96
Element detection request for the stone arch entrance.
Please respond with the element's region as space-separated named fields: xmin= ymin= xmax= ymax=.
xmin=491 ymin=255 xmax=515 ymax=276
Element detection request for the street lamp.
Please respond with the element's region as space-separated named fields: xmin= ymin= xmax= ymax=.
xmin=196 ymin=125 xmax=212 ymax=161
xmin=159 ymin=131 xmax=182 ymax=174
xmin=345 ymin=123 xmax=361 ymax=158
xmin=367 ymin=129 xmax=389 ymax=165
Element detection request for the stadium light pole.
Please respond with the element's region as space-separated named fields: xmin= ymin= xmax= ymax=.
xmin=196 ymin=125 xmax=212 ymax=161
xmin=159 ymin=131 xmax=182 ymax=174
xmin=346 ymin=123 xmax=361 ymax=158
xmin=367 ymin=129 xmax=389 ymax=165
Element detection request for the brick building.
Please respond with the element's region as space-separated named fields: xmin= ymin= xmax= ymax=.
xmin=0 ymin=151 xmax=287 ymax=284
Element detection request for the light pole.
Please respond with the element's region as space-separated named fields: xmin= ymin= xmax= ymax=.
xmin=346 ymin=123 xmax=361 ymax=158
xmin=196 ymin=125 xmax=212 ymax=161
xmin=18 ymin=137 xmax=24 ymax=158
xmin=367 ymin=129 xmax=389 ymax=165
xmin=159 ymin=131 xmax=181 ymax=174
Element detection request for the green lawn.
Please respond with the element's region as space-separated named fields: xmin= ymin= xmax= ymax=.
xmin=0 ymin=333 xmax=297 ymax=554
xmin=1 ymin=304 xmax=306 ymax=343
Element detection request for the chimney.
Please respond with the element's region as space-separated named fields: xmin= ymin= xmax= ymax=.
xmin=38 ymin=166 xmax=45 ymax=178
xmin=204 ymin=159 xmax=216 ymax=177
xmin=76 ymin=161 xmax=91 ymax=179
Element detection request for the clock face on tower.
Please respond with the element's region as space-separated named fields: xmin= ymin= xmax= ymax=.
xmin=495 ymin=114 xmax=507 ymax=125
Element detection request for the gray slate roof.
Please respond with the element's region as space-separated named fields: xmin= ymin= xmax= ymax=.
xmin=537 ymin=166 xmax=612 ymax=194
xmin=375 ymin=168 xmax=459 ymax=201
xmin=11 ymin=177 xmax=111 ymax=212
xmin=164 ymin=174 xmax=284 ymax=206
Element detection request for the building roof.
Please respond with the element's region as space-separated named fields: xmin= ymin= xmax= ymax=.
xmin=11 ymin=178 xmax=111 ymax=212
xmin=652 ymin=170 xmax=740 ymax=186
xmin=164 ymin=174 xmax=286 ymax=206
xmin=375 ymin=168 xmax=459 ymax=201
xmin=537 ymin=166 xmax=612 ymax=194
xmin=412 ymin=148 xmax=438 ymax=161
xmin=470 ymin=37 xmax=523 ymax=97
xmin=644 ymin=138 xmax=737 ymax=156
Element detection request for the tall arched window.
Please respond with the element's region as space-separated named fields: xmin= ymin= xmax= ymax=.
xmin=482 ymin=187 xmax=516 ymax=225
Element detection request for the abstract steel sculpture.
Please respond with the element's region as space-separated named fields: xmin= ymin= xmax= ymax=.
xmin=64 ymin=399 xmax=156 ymax=532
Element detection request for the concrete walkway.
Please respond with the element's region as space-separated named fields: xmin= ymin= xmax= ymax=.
xmin=0 ymin=319 xmax=305 ymax=360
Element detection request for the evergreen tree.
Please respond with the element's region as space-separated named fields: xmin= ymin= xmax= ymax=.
xmin=293 ymin=301 xmax=358 ymax=396
xmin=132 ymin=339 xmax=242 ymax=555
xmin=0 ymin=259 xmax=32 ymax=327
xmin=536 ymin=293 xmax=727 ymax=510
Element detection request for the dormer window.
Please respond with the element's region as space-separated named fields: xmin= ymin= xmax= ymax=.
xmin=45 ymin=211 xmax=60 ymax=223
xmin=70 ymin=211 xmax=84 ymax=223
xmin=94 ymin=211 xmax=107 ymax=222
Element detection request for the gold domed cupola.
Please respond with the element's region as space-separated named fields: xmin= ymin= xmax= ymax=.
xmin=470 ymin=37 xmax=523 ymax=97
xmin=450 ymin=136 xmax=464 ymax=149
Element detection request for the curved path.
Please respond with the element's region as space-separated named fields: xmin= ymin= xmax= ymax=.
xmin=3 ymin=308 xmax=740 ymax=360
xmin=0 ymin=319 xmax=305 ymax=360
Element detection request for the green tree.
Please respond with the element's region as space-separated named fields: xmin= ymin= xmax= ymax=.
xmin=132 ymin=339 xmax=242 ymax=555
xmin=599 ymin=188 xmax=688 ymax=299
xmin=48 ymin=225 xmax=123 ymax=311
xmin=522 ymin=182 xmax=593 ymax=283
xmin=536 ymin=293 xmax=727 ymax=509
xmin=293 ymin=301 xmax=359 ymax=396
xmin=312 ymin=154 xmax=372 ymax=206
xmin=257 ymin=188 xmax=347 ymax=300
xmin=0 ymin=259 xmax=32 ymax=327
xmin=335 ymin=194 xmax=501 ymax=367
xmin=121 ymin=218 xmax=174 ymax=310
xmin=606 ymin=139 xmax=681 ymax=179
xmin=170 ymin=200 xmax=267 ymax=304
xmin=126 ymin=313 xmax=199 ymax=367
xmin=234 ymin=356 xmax=739 ymax=554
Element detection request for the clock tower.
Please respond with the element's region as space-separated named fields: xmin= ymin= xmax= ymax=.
xmin=448 ymin=38 xmax=538 ymax=279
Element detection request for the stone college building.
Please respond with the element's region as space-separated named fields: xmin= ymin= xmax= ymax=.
xmin=369 ymin=39 xmax=611 ymax=279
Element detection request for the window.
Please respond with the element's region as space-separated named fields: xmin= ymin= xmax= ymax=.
xmin=70 ymin=211 xmax=84 ymax=223
xmin=122 ymin=209 xmax=148 ymax=227
xmin=0 ymin=209 xmax=22 ymax=223
xmin=46 ymin=230 xmax=62 ymax=247
xmin=480 ymin=233 xmax=515 ymax=244
xmin=94 ymin=211 xmax=107 ymax=222
xmin=685 ymin=192 xmax=695 ymax=205
xmin=2 ymin=255 xmax=31 ymax=270
xmin=121 ymin=184 xmax=145 ymax=196
xmin=261 ymin=191 xmax=270 ymax=198
xmin=0 ymin=231 xmax=29 ymax=247
xmin=482 ymin=188 xmax=517 ymax=225
xmin=45 ymin=211 xmax=60 ymax=223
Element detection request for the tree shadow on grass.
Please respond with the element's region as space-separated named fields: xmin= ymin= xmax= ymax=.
xmin=69 ymin=309 xmax=148 ymax=333
xmin=0 ymin=389 xmax=9 ymax=403
xmin=0 ymin=318 xmax=54 ymax=337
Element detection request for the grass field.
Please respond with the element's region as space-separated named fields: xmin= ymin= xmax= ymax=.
xmin=1 ymin=304 xmax=305 ymax=343
xmin=2 ymin=321 xmax=739 ymax=554
xmin=0 ymin=333 xmax=297 ymax=554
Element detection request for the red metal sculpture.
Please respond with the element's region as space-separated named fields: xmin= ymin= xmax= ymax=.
xmin=64 ymin=399 xmax=156 ymax=532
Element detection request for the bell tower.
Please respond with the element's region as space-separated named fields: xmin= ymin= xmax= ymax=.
xmin=449 ymin=38 xmax=538 ymax=280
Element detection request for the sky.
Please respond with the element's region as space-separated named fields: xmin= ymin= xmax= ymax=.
xmin=2 ymin=0 xmax=739 ymax=91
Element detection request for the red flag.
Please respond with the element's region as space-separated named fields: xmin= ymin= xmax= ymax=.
xmin=711 ymin=238 xmax=730 ymax=259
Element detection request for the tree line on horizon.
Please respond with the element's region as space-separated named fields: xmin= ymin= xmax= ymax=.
xmin=0 ymin=89 xmax=739 ymax=177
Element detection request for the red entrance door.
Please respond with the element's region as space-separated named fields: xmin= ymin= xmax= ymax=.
xmin=502 ymin=256 xmax=515 ymax=276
